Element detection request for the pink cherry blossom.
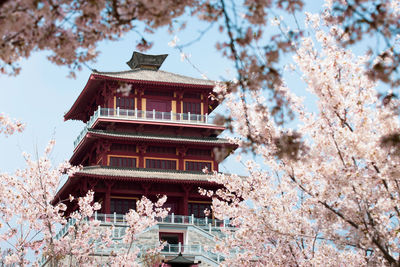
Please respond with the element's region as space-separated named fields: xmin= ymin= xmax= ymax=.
xmin=206 ymin=20 xmax=400 ymax=266
xmin=0 ymin=140 xmax=167 ymax=266
xmin=0 ymin=113 xmax=24 ymax=136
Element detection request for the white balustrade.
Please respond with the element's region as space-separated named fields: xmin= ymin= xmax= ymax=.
xmin=73 ymin=107 xmax=219 ymax=149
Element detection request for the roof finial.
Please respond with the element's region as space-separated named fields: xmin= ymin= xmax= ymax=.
xmin=126 ymin=51 xmax=168 ymax=70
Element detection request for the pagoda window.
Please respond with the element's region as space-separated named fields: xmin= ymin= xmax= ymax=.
xmin=110 ymin=198 xmax=136 ymax=214
xmin=188 ymin=202 xmax=211 ymax=218
xmin=111 ymin=143 xmax=136 ymax=152
xmin=186 ymin=148 xmax=211 ymax=157
xmin=183 ymin=92 xmax=201 ymax=99
xmin=116 ymin=97 xmax=135 ymax=110
xmin=147 ymin=146 xmax=176 ymax=155
xmin=109 ymin=156 xmax=137 ymax=168
xmin=183 ymin=102 xmax=201 ymax=114
xmin=185 ymin=161 xmax=212 ymax=172
xmin=146 ymin=99 xmax=171 ymax=113
xmin=144 ymin=89 xmax=173 ymax=97
xmin=146 ymin=159 xmax=177 ymax=170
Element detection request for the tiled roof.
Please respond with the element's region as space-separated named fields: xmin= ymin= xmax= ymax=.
xmin=87 ymin=129 xmax=233 ymax=145
xmin=93 ymin=69 xmax=215 ymax=86
xmin=76 ymin=166 xmax=212 ymax=182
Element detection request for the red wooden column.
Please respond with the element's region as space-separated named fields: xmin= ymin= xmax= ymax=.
xmin=177 ymin=146 xmax=187 ymax=171
xmin=142 ymin=183 xmax=152 ymax=198
xmin=101 ymin=82 xmax=114 ymax=109
xmin=182 ymin=185 xmax=192 ymax=216
xmin=104 ymin=181 xmax=113 ymax=214
xmin=179 ymin=157 xmax=184 ymax=171
xmin=176 ymin=91 xmax=183 ymax=113
xmin=202 ymin=92 xmax=207 ymax=116
xmin=138 ymin=144 xmax=147 ymax=168
xmin=95 ymin=141 xmax=110 ymax=166
xmin=183 ymin=194 xmax=188 ymax=216
xmin=137 ymin=88 xmax=143 ymax=110
xmin=205 ymin=91 xmax=209 ymax=115
xmin=100 ymin=83 xmax=108 ymax=109
xmin=214 ymin=160 xmax=218 ymax=172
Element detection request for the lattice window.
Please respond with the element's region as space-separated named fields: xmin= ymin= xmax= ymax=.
xmin=109 ymin=157 xmax=136 ymax=168
xmin=144 ymin=90 xmax=173 ymax=97
xmin=186 ymin=148 xmax=211 ymax=157
xmin=110 ymin=198 xmax=136 ymax=214
xmin=184 ymin=92 xmax=201 ymax=99
xmin=185 ymin=161 xmax=212 ymax=172
xmin=147 ymin=146 xmax=176 ymax=154
xmin=111 ymin=143 xmax=136 ymax=152
xmin=146 ymin=159 xmax=176 ymax=170
xmin=183 ymin=102 xmax=201 ymax=114
xmin=116 ymin=97 xmax=135 ymax=110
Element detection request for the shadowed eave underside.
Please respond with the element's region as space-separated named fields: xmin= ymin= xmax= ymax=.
xmin=87 ymin=129 xmax=233 ymax=144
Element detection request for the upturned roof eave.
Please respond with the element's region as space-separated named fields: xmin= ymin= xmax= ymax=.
xmin=88 ymin=130 xmax=234 ymax=145
xmin=69 ymin=166 xmax=217 ymax=184
xmin=52 ymin=176 xmax=76 ymax=205
xmin=52 ymin=171 xmax=216 ymax=205
xmin=70 ymin=130 xmax=238 ymax=165
xmin=64 ymin=74 xmax=97 ymax=121
xmin=92 ymin=73 xmax=215 ymax=88
xmin=73 ymin=172 xmax=214 ymax=184
xmin=64 ymin=71 xmax=217 ymax=122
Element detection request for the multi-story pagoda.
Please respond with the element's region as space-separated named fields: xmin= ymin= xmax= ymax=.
xmin=54 ymin=52 xmax=237 ymax=266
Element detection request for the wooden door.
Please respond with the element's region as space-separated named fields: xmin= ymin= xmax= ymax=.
xmin=146 ymin=99 xmax=171 ymax=119
xmin=159 ymin=232 xmax=184 ymax=253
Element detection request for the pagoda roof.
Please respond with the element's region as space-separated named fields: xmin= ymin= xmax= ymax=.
xmin=165 ymin=253 xmax=195 ymax=264
xmin=65 ymin=69 xmax=216 ymax=122
xmin=53 ymin=166 xmax=244 ymax=205
xmin=88 ymin=129 xmax=233 ymax=144
xmin=75 ymin=166 xmax=212 ymax=182
xmin=92 ymin=68 xmax=215 ymax=86
xmin=71 ymin=129 xmax=237 ymax=165
xmin=53 ymin=166 xmax=224 ymax=205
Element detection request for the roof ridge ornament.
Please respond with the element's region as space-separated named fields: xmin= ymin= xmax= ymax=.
xmin=126 ymin=51 xmax=168 ymax=70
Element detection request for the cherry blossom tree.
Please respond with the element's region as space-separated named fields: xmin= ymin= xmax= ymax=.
xmin=0 ymin=136 xmax=167 ymax=266
xmin=0 ymin=113 xmax=24 ymax=137
xmin=2 ymin=0 xmax=400 ymax=266
xmin=204 ymin=15 xmax=400 ymax=266
xmin=109 ymin=196 xmax=168 ymax=267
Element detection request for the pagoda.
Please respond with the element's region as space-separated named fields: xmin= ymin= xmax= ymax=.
xmin=54 ymin=52 xmax=237 ymax=266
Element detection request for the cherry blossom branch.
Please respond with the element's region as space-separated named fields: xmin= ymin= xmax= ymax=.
xmin=0 ymin=114 xmax=24 ymax=136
